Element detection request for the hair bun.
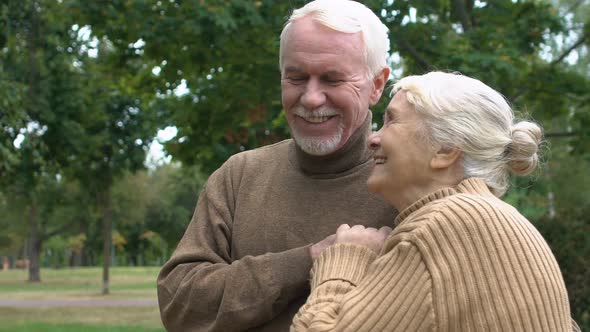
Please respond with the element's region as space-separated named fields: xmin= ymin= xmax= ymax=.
xmin=506 ymin=121 xmax=543 ymax=175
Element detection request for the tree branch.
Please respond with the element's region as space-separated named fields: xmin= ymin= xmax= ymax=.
xmin=396 ymin=38 xmax=433 ymax=71
xmin=452 ymin=0 xmax=472 ymax=32
xmin=510 ymin=31 xmax=589 ymax=102
xmin=566 ymin=0 xmax=585 ymax=15
xmin=550 ymin=31 xmax=589 ymax=66
xmin=43 ymin=221 xmax=79 ymax=240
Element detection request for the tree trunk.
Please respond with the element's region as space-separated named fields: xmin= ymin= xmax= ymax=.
xmin=72 ymin=218 xmax=88 ymax=267
xmin=28 ymin=239 xmax=42 ymax=282
xmin=24 ymin=0 xmax=42 ymax=283
xmin=27 ymin=197 xmax=41 ymax=282
xmin=101 ymin=189 xmax=113 ymax=295
xmin=138 ymin=241 xmax=144 ymax=266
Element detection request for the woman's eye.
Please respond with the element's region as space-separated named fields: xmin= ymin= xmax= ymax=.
xmin=384 ymin=117 xmax=396 ymax=126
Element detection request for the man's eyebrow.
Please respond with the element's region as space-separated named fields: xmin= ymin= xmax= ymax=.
xmin=284 ymin=66 xmax=303 ymax=74
xmin=321 ymin=70 xmax=346 ymax=77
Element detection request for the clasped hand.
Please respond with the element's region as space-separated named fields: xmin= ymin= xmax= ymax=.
xmin=310 ymin=224 xmax=392 ymax=259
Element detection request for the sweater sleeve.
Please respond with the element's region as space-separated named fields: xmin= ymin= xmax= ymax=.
xmin=157 ymin=162 xmax=313 ymax=332
xmin=291 ymin=241 xmax=434 ymax=332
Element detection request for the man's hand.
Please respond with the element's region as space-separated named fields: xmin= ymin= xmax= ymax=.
xmin=334 ymin=224 xmax=392 ymax=254
xmin=310 ymin=234 xmax=336 ymax=259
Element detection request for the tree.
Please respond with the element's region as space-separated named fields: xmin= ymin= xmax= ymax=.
xmin=110 ymin=165 xmax=204 ymax=266
xmin=0 ymin=0 xmax=92 ymax=281
xmin=1 ymin=1 xmax=159 ymax=288
xmin=70 ymin=0 xmax=307 ymax=173
xmin=144 ymin=164 xmax=205 ymax=259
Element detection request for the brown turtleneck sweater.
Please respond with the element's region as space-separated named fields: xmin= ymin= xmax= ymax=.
xmin=157 ymin=114 xmax=396 ymax=331
xmin=292 ymin=178 xmax=576 ymax=332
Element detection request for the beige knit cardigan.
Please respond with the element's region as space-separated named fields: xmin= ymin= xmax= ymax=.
xmin=292 ymin=178 xmax=577 ymax=332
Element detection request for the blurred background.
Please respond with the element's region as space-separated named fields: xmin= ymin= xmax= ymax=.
xmin=0 ymin=0 xmax=588 ymax=331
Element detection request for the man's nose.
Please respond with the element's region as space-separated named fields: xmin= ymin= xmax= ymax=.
xmin=300 ymin=79 xmax=326 ymax=110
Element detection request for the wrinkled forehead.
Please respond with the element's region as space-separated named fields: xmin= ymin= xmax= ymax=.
xmin=280 ymin=16 xmax=368 ymax=72
xmin=283 ymin=17 xmax=364 ymax=53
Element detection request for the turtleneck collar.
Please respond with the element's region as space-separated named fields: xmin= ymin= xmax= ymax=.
xmin=289 ymin=112 xmax=374 ymax=176
xmin=393 ymin=178 xmax=494 ymax=226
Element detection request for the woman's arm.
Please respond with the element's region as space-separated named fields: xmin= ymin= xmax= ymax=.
xmin=292 ymin=240 xmax=434 ymax=331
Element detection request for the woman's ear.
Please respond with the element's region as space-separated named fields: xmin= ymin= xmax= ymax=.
xmin=430 ymin=147 xmax=462 ymax=169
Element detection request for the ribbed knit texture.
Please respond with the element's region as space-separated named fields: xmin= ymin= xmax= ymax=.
xmin=292 ymin=178 xmax=575 ymax=332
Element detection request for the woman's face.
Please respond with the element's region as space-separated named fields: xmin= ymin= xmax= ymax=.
xmin=367 ymin=91 xmax=438 ymax=210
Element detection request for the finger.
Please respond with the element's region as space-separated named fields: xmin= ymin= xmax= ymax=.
xmin=378 ymin=226 xmax=393 ymax=236
xmin=337 ymin=224 xmax=350 ymax=232
xmin=366 ymin=227 xmax=378 ymax=232
xmin=351 ymin=225 xmax=365 ymax=231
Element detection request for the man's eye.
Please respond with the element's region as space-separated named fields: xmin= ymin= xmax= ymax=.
xmin=325 ymin=78 xmax=343 ymax=84
xmin=287 ymin=77 xmax=307 ymax=84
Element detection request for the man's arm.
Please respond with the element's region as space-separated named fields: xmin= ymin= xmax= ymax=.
xmin=157 ymin=164 xmax=313 ymax=332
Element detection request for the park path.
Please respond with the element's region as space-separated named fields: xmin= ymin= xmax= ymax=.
xmin=0 ymin=298 xmax=158 ymax=308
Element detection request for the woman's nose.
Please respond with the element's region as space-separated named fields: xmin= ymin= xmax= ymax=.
xmin=368 ymin=131 xmax=381 ymax=150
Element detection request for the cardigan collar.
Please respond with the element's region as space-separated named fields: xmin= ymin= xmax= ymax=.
xmin=393 ymin=178 xmax=494 ymax=226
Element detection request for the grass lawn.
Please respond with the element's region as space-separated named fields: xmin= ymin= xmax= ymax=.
xmin=0 ymin=266 xmax=158 ymax=299
xmin=0 ymin=323 xmax=163 ymax=332
xmin=0 ymin=267 xmax=165 ymax=331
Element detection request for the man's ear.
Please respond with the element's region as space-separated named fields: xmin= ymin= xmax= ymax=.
xmin=369 ymin=67 xmax=390 ymax=106
xmin=430 ymin=147 xmax=462 ymax=169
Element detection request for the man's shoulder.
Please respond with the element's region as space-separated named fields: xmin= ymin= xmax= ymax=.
xmin=227 ymin=139 xmax=292 ymax=165
xmin=205 ymin=139 xmax=293 ymax=188
xmin=209 ymin=139 xmax=293 ymax=179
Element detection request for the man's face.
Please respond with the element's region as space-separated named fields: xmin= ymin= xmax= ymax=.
xmin=281 ymin=17 xmax=383 ymax=156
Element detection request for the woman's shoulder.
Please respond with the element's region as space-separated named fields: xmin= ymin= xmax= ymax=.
xmin=396 ymin=192 xmax=523 ymax=239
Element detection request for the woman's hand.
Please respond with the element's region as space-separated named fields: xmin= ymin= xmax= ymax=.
xmin=334 ymin=224 xmax=392 ymax=254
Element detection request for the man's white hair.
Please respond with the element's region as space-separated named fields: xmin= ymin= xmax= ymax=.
xmin=279 ymin=0 xmax=390 ymax=79
xmin=392 ymin=72 xmax=543 ymax=197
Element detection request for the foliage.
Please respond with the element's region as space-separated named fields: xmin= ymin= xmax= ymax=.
xmin=0 ymin=0 xmax=160 ymax=286
xmin=0 ymin=191 xmax=26 ymax=255
xmin=70 ymin=0 xmax=308 ymax=173
xmin=0 ymin=0 xmax=97 ymax=281
xmin=109 ymin=165 xmax=205 ymax=266
xmin=144 ymin=164 xmax=205 ymax=250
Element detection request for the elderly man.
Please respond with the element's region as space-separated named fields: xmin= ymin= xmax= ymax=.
xmin=157 ymin=1 xmax=395 ymax=331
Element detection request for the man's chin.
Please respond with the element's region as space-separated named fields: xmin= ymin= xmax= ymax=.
xmin=293 ymin=135 xmax=343 ymax=156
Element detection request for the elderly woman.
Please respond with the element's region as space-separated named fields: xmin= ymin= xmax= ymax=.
xmin=291 ymin=72 xmax=578 ymax=331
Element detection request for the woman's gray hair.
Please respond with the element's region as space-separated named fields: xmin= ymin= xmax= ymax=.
xmin=279 ymin=0 xmax=390 ymax=79
xmin=392 ymin=71 xmax=543 ymax=197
